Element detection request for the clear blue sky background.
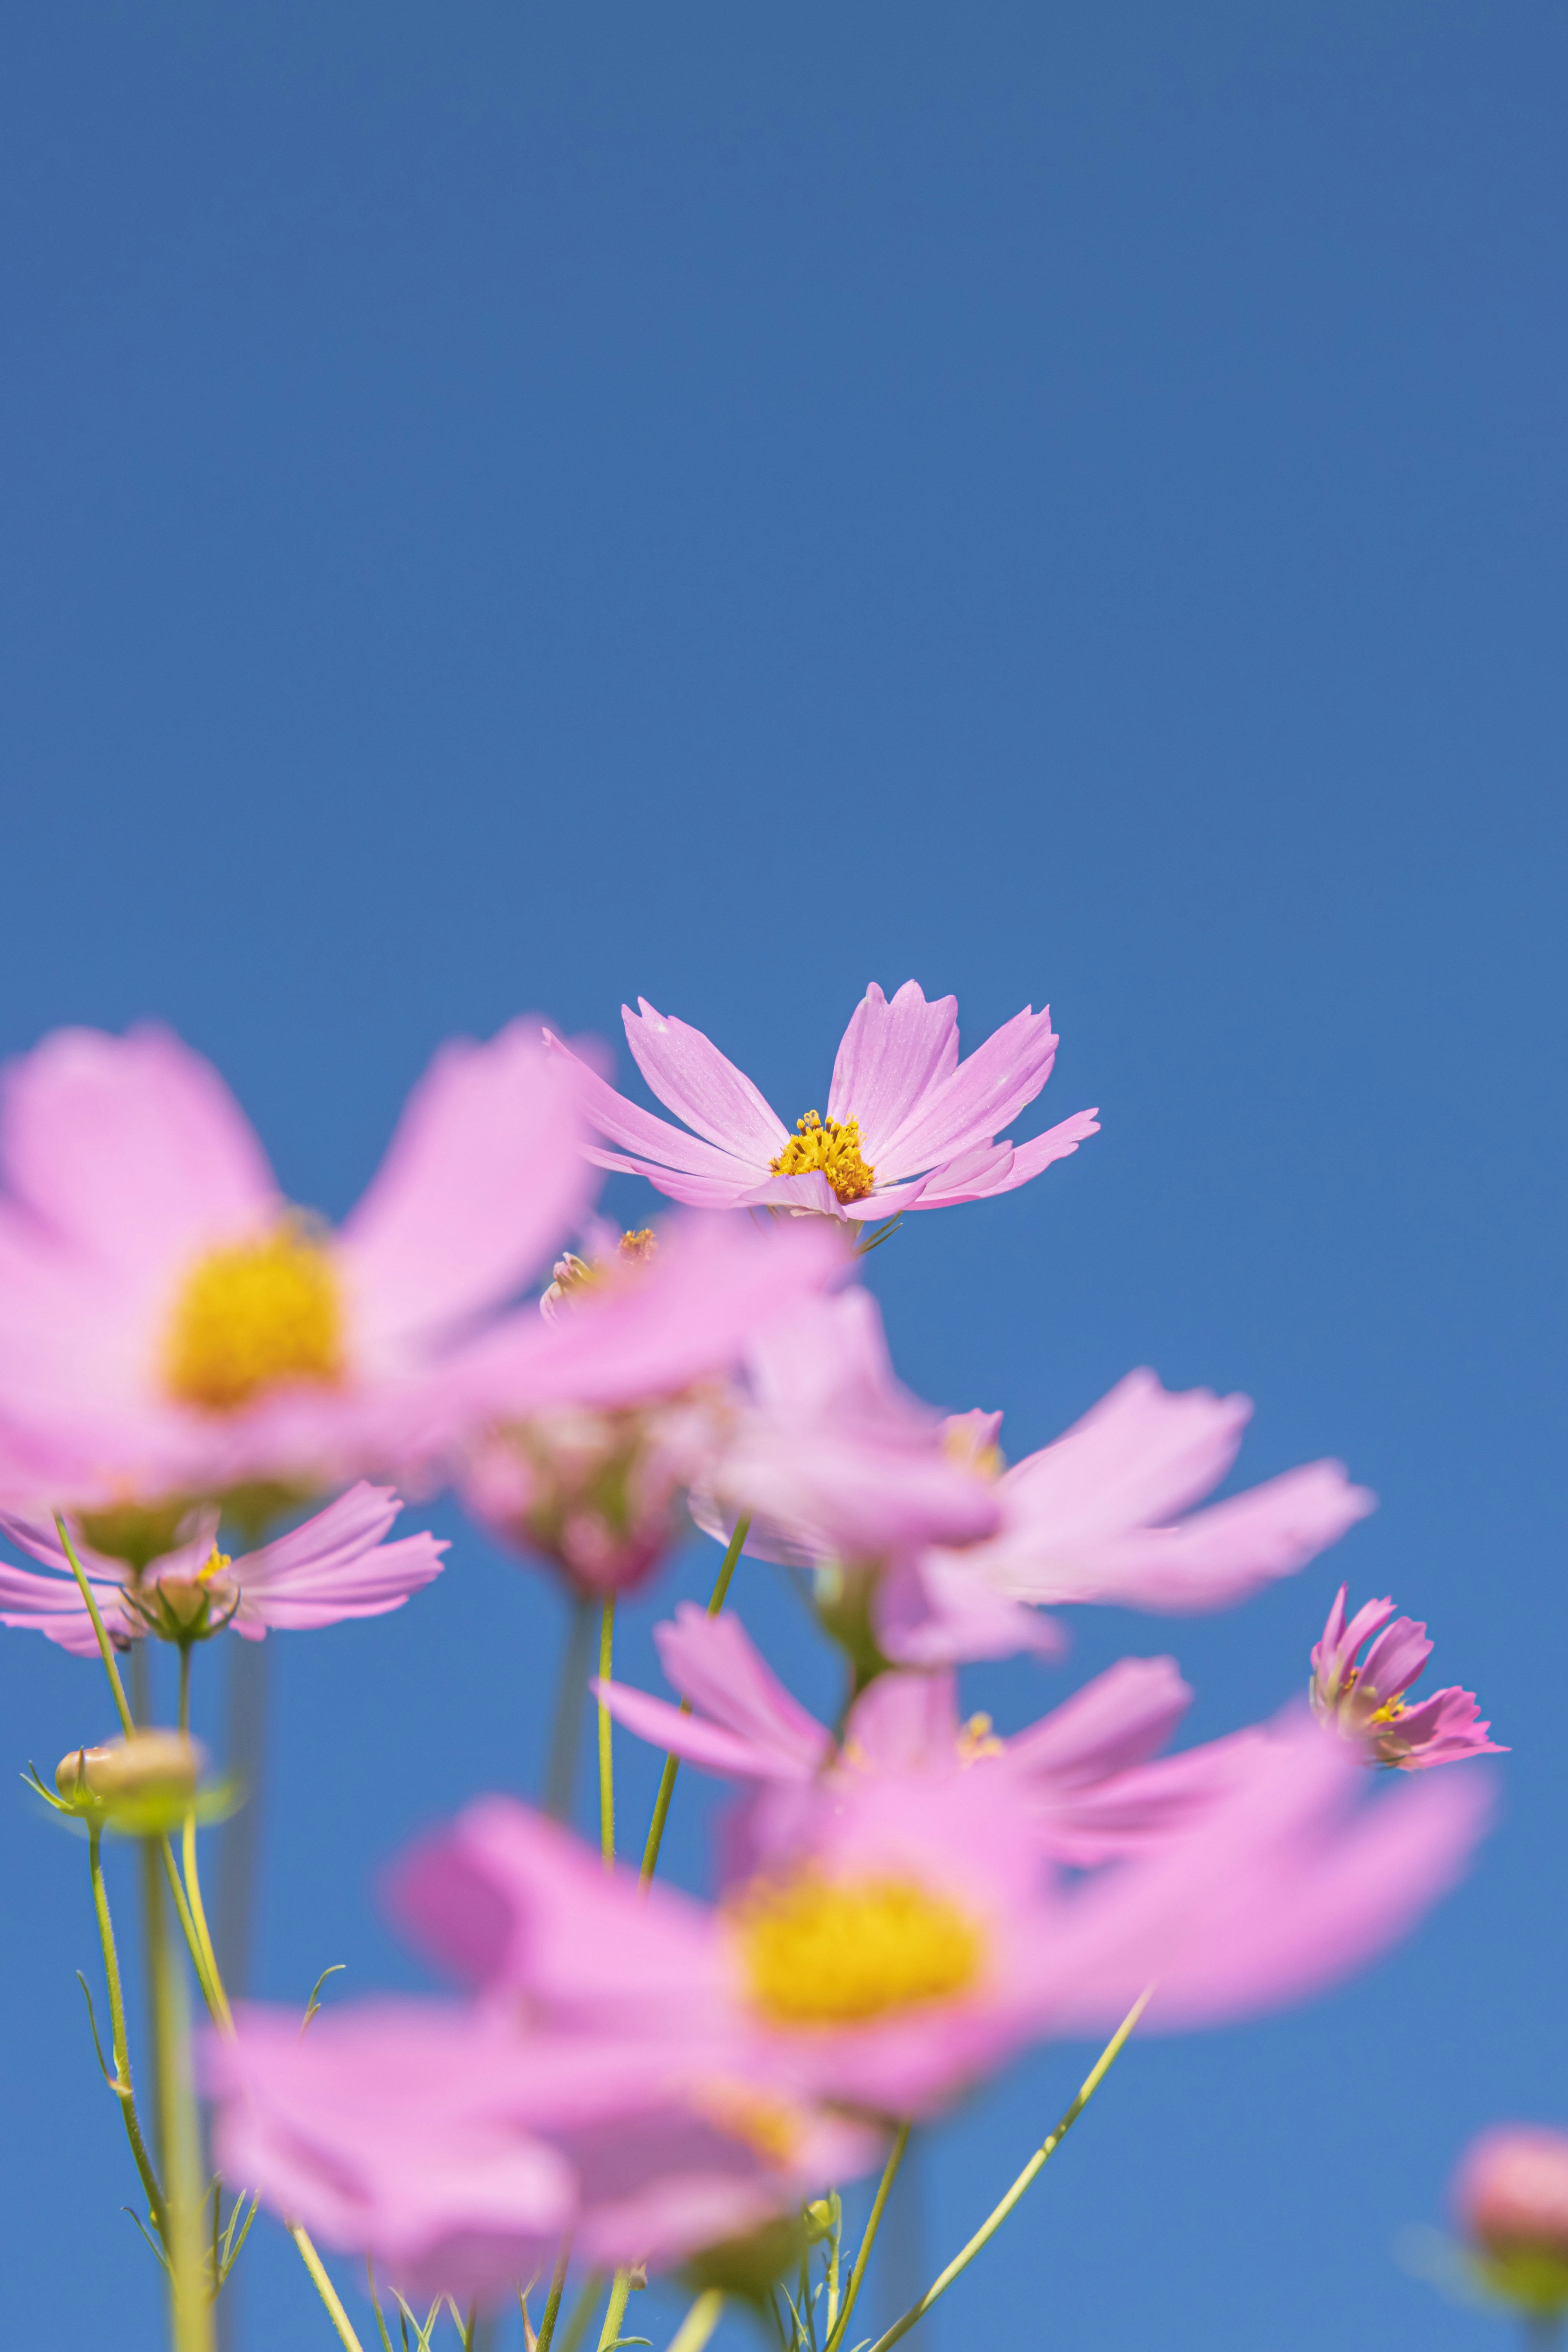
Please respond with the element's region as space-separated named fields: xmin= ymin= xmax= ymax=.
xmin=0 ymin=5 xmax=1562 ymax=2347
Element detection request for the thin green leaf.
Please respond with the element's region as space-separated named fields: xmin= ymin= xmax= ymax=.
xmin=301 ymin=1962 xmax=347 ymax=2037
xmin=124 ymin=2206 xmax=171 ymax=2273
xmin=75 ymin=1969 xmax=119 ymax=2090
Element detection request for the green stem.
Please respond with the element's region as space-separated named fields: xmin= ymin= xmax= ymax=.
xmin=596 ymin=2268 xmax=633 ymax=2351
xmin=823 ymin=2125 xmax=909 ymax=2352
xmin=532 ymin=2237 xmax=573 ymax=2352
xmin=176 ymin=1643 xmax=229 ymax=2031
xmin=556 ymin=2273 xmax=606 ymax=2352
xmin=55 ymin=1511 xmax=135 ymax=1735
xmin=826 ymin=2197 xmax=841 ymax=2341
xmin=287 ymin=2223 xmax=367 ymax=2351
xmin=597 ymin=1597 xmax=617 ymax=1867
xmin=638 ymin=1515 xmax=750 ymax=1887
xmin=88 ymin=1824 xmax=165 ymax=2232
xmin=860 ymin=1991 xmax=1152 ymax=2352
xmin=666 ymin=2292 xmax=724 ymax=2352
xmin=546 ymin=1597 xmax=596 ymax=1823
xmin=145 ymin=1832 xmax=213 ymax=2352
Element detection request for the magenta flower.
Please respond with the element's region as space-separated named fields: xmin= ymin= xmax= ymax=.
xmin=0 ymin=1020 xmax=594 ymax=1523
xmin=1310 ymin=1585 xmax=1505 ymax=1769
xmin=388 ymin=1717 xmax=1488 ymax=2125
xmin=878 ymin=1370 xmax=1377 ymax=1665
xmin=596 ymin=1602 xmax=1263 ymax=1866
xmin=207 ymin=1998 xmax=879 ymax=2309
xmin=1454 ymin=2128 xmax=1568 ymax=2314
xmin=0 ymin=1483 xmax=445 ymax=1654
xmin=545 ymin=981 xmax=1099 ymax=1223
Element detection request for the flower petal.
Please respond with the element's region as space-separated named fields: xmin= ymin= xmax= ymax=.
xmin=871 ymin=1004 xmax=1062 ymax=1175
xmin=826 ymin=982 xmax=960 ymax=1155
xmin=622 ymin=1000 xmax=790 ymax=1162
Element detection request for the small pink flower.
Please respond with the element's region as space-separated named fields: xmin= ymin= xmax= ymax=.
xmin=878 ymin=1370 xmax=1377 ymax=1664
xmin=388 ymin=1714 xmax=1489 ymax=2125
xmin=1310 ymin=1586 xmax=1505 ymax=1769
xmin=596 ymin=1603 xmax=1263 ymax=1867
xmin=1453 ymin=2128 xmax=1568 ymax=2315
xmin=0 ymin=1483 xmax=445 ymax=1653
xmin=545 ymin=980 xmax=1098 ymax=1223
xmin=0 ymin=1021 xmax=594 ymax=1522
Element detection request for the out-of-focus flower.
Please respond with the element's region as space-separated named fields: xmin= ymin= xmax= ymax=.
xmin=389 ymin=1718 xmax=1489 ymax=2125
xmin=878 ymin=1370 xmax=1376 ymax=1665
xmin=434 ymin=1214 xmax=845 ymax=1597
xmin=1454 ymin=2128 xmax=1568 ymax=2316
xmin=0 ymin=1020 xmax=593 ymax=1527
xmin=1310 ymin=1586 xmax=1505 ymax=1770
xmin=53 ymin=1731 xmax=204 ymax=1832
xmin=596 ymin=1602 xmax=1263 ymax=1868
xmin=0 ymin=1483 xmax=445 ymax=1653
xmin=545 ymin=980 xmax=1098 ymax=1224
xmin=205 ymin=2001 xmax=882 ymax=2307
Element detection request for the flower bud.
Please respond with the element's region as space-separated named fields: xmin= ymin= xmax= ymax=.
xmin=1455 ymin=2127 xmax=1568 ymax=2315
xmin=54 ymin=1733 xmax=205 ymax=1831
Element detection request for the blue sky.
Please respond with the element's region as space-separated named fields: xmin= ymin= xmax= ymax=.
xmin=0 ymin=4 xmax=1563 ymax=2346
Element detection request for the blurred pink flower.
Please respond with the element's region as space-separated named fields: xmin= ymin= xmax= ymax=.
xmin=879 ymin=1370 xmax=1376 ymax=1664
xmin=389 ymin=1716 xmax=1488 ymax=2125
xmin=1454 ymin=2127 xmax=1568 ymax=2311
xmin=207 ymin=1998 xmax=878 ymax=2309
xmin=596 ymin=1602 xmax=1263 ymax=1867
xmin=0 ymin=1021 xmax=595 ymax=1523
xmin=545 ymin=980 xmax=1098 ymax=1223
xmin=1310 ymin=1585 xmax=1505 ymax=1769
xmin=0 ymin=1483 xmax=445 ymax=1653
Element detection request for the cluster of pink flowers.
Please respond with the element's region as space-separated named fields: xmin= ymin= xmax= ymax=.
xmin=3 ymin=982 xmax=1506 ymax=2349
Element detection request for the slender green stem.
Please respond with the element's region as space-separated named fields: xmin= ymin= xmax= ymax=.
xmin=861 ymin=1991 xmax=1152 ymax=2352
xmin=287 ymin=2223 xmax=367 ymax=2351
xmin=56 ymin=1511 xmax=135 ymax=1735
xmin=556 ymin=2274 xmax=606 ymax=2352
xmin=823 ymin=2125 xmax=909 ymax=2352
xmin=666 ymin=2292 xmax=724 ymax=2352
xmin=826 ymin=2198 xmax=842 ymax=2341
xmin=596 ymin=2268 xmax=633 ymax=2350
xmin=88 ymin=1824 xmax=165 ymax=2232
xmin=176 ymin=1641 xmax=229 ymax=2031
xmin=597 ymin=1598 xmax=617 ymax=1867
xmin=546 ymin=1597 xmax=596 ymax=1823
xmin=532 ymin=2237 xmax=573 ymax=2352
xmin=639 ymin=1515 xmax=750 ymax=1886
xmin=145 ymin=1831 xmax=213 ymax=2352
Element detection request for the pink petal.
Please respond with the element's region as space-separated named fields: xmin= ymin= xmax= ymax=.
xmin=871 ymin=1004 xmax=1062 ymax=1176
xmin=547 ymin=1032 xmax=766 ymax=1182
xmin=826 ymin=982 xmax=960 ymax=1156
xmin=1051 ymin=1461 xmax=1377 ymax=1612
xmin=339 ymin=1022 xmax=597 ymax=1357
xmin=1004 ymin=1657 xmax=1194 ymax=1785
xmin=842 ymin=1670 xmax=960 ymax=1773
xmin=234 ymin=1482 xmax=447 ymax=1631
xmin=592 ymin=1677 xmax=803 ymax=1781
xmin=654 ymin=1604 xmax=829 ymax=1773
xmin=906 ymin=1110 xmax=1101 ymax=1206
xmin=0 ymin=1024 xmax=278 ymax=1281
xmin=622 ymin=1000 xmax=790 ymax=1162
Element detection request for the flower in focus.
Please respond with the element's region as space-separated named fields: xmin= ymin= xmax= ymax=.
xmin=389 ymin=1718 xmax=1488 ymax=2125
xmin=205 ymin=2001 xmax=882 ymax=2307
xmin=877 ymin=1370 xmax=1378 ymax=1665
xmin=545 ymin=980 xmax=1099 ymax=1223
xmin=436 ymin=1213 xmax=845 ymax=1597
xmin=0 ymin=1483 xmax=445 ymax=1653
xmin=1454 ymin=2128 xmax=1568 ymax=2316
xmin=0 ymin=1020 xmax=594 ymax=1530
xmin=596 ymin=1601 xmax=1265 ymax=1869
xmin=1310 ymin=1586 xmax=1505 ymax=1769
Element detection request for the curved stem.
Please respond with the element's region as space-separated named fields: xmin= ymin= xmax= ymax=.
xmin=861 ymin=1991 xmax=1151 ymax=2352
xmin=287 ymin=2222 xmax=366 ymax=2351
xmin=597 ymin=1598 xmax=617 ymax=1868
xmin=176 ymin=1642 xmax=229 ymax=2032
xmin=88 ymin=1824 xmax=165 ymax=2232
xmin=546 ymin=1597 xmax=595 ymax=1823
xmin=556 ymin=2273 xmax=606 ymax=2352
xmin=532 ymin=2237 xmax=573 ymax=2352
xmin=666 ymin=2292 xmax=724 ymax=2352
xmin=639 ymin=1516 xmax=750 ymax=1886
xmin=596 ymin=2269 xmax=632 ymax=2350
xmin=824 ymin=2125 xmax=909 ymax=2352
xmin=55 ymin=1512 xmax=135 ymax=1735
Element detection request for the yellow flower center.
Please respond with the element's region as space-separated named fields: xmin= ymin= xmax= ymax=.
xmin=956 ymin=1711 xmax=1005 ymax=1764
xmin=731 ymin=1870 xmax=982 ymax=2026
xmin=768 ymin=1111 xmax=876 ymax=1205
xmin=197 ymin=1547 xmax=233 ymax=1586
xmin=692 ymin=2080 xmax=804 ymax=2167
xmin=163 ymin=1225 xmax=345 ymax=1412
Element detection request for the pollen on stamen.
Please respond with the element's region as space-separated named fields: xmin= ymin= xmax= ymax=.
xmin=163 ymin=1224 xmax=344 ymax=1413
xmin=768 ymin=1111 xmax=876 ymax=1206
xmin=730 ymin=1869 xmax=982 ymax=2027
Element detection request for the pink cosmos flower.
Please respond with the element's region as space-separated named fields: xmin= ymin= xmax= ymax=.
xmin=207 ymin=1999 xmax=879 ymax=2309
xmin=1454 ymin=2127 xmax=1568 ymax=2312
xmin=0 ymin=1483 xmax=445 ymax=1654
xmin=0 ymin=1020 xmax=594 ymax=1525
xmin=1310 ymin=1586 xmax=1505 ymax=1769
xmin=544 ymin=981 xmax=1099 ymax=1223
xmin=595 ymin=1602 xmax=1263 ymax=1868
xmin=388 ymin=1717 xmax=1488 ymax=2125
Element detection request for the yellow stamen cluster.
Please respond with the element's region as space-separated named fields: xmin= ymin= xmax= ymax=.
xmin=956 ymin=1712 xmax=1005 ymax=1765
xmin=768 ymin=1111 xmax=876 ymax=1206
xmin=618 ymin=1227 xmax=658 ymax=1263
xmin=693 ymin=2080 xmax=804 ymax=2167
xmin=198 ymin=1547 xmax=233 ymax=1587
xmin=163 ymin=1225 xmax=344 ymax=1412
xmin=731 ymin=1870 xmax=982 ymax=2026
